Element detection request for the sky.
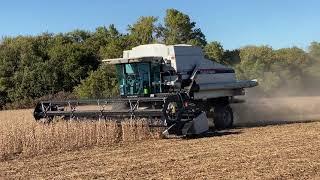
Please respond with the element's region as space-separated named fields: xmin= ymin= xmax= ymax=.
xmin=0 ymin=0 xmax=319 ymax=50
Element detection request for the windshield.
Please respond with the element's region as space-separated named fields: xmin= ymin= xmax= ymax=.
xmin=125 ymin=64 xmax=136 ymax=74
xmin=116 ymin=63 xmax=150 ymax=96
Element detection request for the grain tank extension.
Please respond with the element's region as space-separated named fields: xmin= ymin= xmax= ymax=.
xmin=34 ymin=44 xmax=258 ymax=136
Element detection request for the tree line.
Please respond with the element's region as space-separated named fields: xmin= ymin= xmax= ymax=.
xmin=0 ymin=9 xmax=319 ymax=109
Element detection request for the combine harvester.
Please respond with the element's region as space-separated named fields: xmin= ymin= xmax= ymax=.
xmin=34 ymin=44 xmax=258 ymax=136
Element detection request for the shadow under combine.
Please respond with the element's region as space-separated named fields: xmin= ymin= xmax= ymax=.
xmin=183 ymin=129 xmax=242 ymax=139
xmin=235 ymin=119 xmax=320 ymax=129
xmin=184 ymin=118 xmax=320 ymax=139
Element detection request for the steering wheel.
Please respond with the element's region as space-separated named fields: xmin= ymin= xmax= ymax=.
xmin=126 ymin=74 xmax=136 ymax=86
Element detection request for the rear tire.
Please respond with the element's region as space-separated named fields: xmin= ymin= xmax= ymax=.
xmin=214 ymin=105 xmax=233 ymax=129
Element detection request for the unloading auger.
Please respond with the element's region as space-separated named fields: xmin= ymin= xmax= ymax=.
xmin=34 ymin=44 xmax=258 ymax=136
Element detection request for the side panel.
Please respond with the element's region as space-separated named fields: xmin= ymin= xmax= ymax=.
xmin=193 ymin=89 xmax=244 ymax=100
xmin=196 ymin=73 xmax=236 ymax=84
xmin=174 ymin=46 xmax=203 ymax=73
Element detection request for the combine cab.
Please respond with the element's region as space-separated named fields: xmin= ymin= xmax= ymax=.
xmin=34 ymin=44 xmax=258 ymax=136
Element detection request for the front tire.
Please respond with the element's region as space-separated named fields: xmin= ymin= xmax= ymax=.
xmin=214 ymin=105 xmax=233 ymax=129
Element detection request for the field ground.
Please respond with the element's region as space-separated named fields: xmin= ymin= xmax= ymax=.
xmin=1 ymin=120 xmax=319 ymax=179
xmin=1 ymin=97 xmax=320 ymax=179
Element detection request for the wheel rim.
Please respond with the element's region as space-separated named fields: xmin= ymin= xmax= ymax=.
xmin=162 ymin=94 xmax=184 ymax=124
xmin=166 ymin=102 xmax=179 ymax=121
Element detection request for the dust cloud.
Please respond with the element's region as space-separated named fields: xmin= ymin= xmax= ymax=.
xmin=232 ymin=90 xmax=320 ymax=127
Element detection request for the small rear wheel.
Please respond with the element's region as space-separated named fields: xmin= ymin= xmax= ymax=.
xmin=214 ymin=105 xmax=233 ymax=129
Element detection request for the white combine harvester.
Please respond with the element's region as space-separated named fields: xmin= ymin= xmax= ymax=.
xmin=34 ymin=44 xmax=258 ymax=136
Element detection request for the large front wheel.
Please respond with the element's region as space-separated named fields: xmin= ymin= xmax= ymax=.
xmin=214 ymin=105 xmax=233 ymax=129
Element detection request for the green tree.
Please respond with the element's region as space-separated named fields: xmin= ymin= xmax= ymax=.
xmin=0 ymin=32 xmax=100 ymax=108
xmin=85 ymin=26 xmax=112 ymax=54
xmin=66 ymin=29 xmax=91 ymax=43
xmin=128 ymin=16 xmax=158 ymax=46
xmin=236 ymin=45 xmax=275 ymax=78
xmin=0 ymin=37 xmax=21 ymax=107
xmin=235 ymin=46 xmax=276 ymax=94
xmin=99 ymin=35 xmax=130 ymax=59
xmin=303 ymin=42 xmax=320 ymax=88
xmin=162 ymin=9 xmax=206 ymax=47
xmin=74 ymin=65 xmax=118 ymax=99
xmin=223 ymin=49 xmax=241 ymax=66
xmin=309 ymin=41 xmax=320 ymax=60
xmin=92 ymin=25 xmax=130 ymax=59
xmin=204 ymin=41 xmax=224 ymax=63
xmin=236 ymin=45 xmax=313 ymax=95
xmin=50 ymin=43 xmax=99 ymax=91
